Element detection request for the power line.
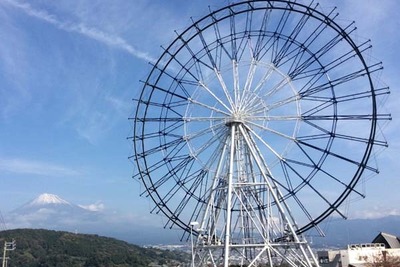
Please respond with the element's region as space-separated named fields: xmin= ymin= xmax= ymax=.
xmin=0 ymin=210 xmax=7 ymax=232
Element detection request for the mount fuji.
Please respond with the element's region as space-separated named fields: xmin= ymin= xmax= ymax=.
xmin=25 ymin=193 xmax=71 ymax=206
xmin=7 ymin=193 xmax=100 ymax=230
xmin=5 ymin=193 xmax=181 ymax=245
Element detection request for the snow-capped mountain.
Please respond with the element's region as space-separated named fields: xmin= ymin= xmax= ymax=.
xmin=11 ymin=193 xmax=89 ymax=214
xmin=7 ymin=193 xmax=100 ymax=230
xmin=27 ymin=193 xmax=71 ymax=206
xmin=5 ymin=193 xmax=182 ymax=245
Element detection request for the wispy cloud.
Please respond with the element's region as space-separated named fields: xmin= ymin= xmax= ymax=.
xmin=79 ymin=202 xmax=105 ymax=212
xmin=350 ymin=206 xmax=400 ymax=220
xmin=0 ymin=158 xmax=80 ymax=176
xmin=2 ymin=0 xmax=157 ymax=63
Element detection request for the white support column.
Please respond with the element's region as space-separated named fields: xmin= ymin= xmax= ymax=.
xmin=224 ymin=123 xmax=236 ymax=267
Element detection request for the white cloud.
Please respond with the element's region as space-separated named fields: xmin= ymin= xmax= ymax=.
xmin=0 ymin=158 xmax=80 ymax=176
xmin=350 ymin=206 xmax=400 ymax=220
xmin=105 ymin=96 xmax=131 ymax=116
xmin=2 ymin=0 xmax=157 ymax=63
xmin=79 ymin=202 xmax=105 ymax=212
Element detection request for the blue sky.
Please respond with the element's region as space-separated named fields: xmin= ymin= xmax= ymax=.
xmin=0 ymin=0 xmax=399 ymax=237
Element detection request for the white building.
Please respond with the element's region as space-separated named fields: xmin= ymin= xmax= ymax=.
xmin=317 ymin=232 xmax=400 ymax=267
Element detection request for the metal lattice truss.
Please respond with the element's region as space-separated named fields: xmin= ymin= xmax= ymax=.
xmin=131 ymin=0 xmax=390 ymax=266
xmin=192 ymin=121 xmax=318 ymax=266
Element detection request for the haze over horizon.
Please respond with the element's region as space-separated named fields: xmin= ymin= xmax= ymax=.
xmin=1 ymin=0 xmax=399 ymax=244
xmin=4 ymin=192 xmax=400 ymax=247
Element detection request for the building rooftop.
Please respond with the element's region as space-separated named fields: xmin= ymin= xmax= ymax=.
xmin=372 ymin=232 xmax=400 ymax=249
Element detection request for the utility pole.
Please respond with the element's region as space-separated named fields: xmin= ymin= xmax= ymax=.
xmin=1 ymin=240 xmax=16 ymax=267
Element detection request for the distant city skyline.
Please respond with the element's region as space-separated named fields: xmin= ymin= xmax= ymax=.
xmin=0 ymin=0 xmax=399 ymax=243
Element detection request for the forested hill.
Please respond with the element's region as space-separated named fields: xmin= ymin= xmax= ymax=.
xmin=0 ymin=228 xmax=189 ymax=267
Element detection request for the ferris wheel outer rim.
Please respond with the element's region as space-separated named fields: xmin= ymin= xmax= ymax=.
xmin=133 ymin=0 xmax=381 ymax=235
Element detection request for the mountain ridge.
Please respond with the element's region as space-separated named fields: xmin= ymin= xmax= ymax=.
xmin=0 ymin=228 xmax=189 ymax=267
xmin=5 ymin=193 xmax=400 ymax=247
xmin=26 ymin=193 xmax=71 ymax=206
xmin=312 ymin=215 xmax=400 ymax=248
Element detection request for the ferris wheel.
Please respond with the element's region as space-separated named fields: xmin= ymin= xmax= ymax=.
xmin=131 ymin=1 xmax=390 ymax=266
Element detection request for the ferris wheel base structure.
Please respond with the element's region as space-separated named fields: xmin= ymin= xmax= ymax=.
xmin=190 ymin=121 xmax=319 ymax=267
xmin=193 ymin=241 xmax=317 ymax=267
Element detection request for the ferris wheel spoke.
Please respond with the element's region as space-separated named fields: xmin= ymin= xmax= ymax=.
xmin=146 ymin=158 xmax=192 ymax=188
xmin=136 ymin=117 xmax=183 ymax=123
xmin=318 ymin=39 xmax=372 ymax=78
xmin=333 ymin=133 xmax=388 ymax=147
xmin=253 ymin=8 xmax=272 ymax=59
xmin=270 ymin=5 xmax=292 ymax=65
xmin=251 ymin=63 xmax=275 ymax=95
xmin=290 ymin=65 xmax=325 ymax=82
xmin=237 ymin=11 xmax=255 ymax=62
xmin=189 ymin=128 xmax=228 ymax=159
xmin=301 ymin=99 xmax=337 ymax=117
xmin=284 ymin=155 xmax=365 ymax=199
xmin=285 ymin=182 xmax=323 ymax=235
xmin=301 ymin=119 xmax=333 ymax=137
xmin=183 ymin=116 xmax=226 ymax=122
xmin=332 ymin=87 xmax=390 ymax=103
xmin=232 ymin=59 xmax=240 ymax=107
xmin=163 ymin=120 xmax=187 ymax=135
xmin=297 ymin=132 xmax=387 ymax=147
xmin=282 ymin=7 xmax=336 ymax=71
xmin=183 ymin=132 xmax=229 ymax=173
xmin=209 ymin=10 xmax=235 ymax=65
xmin=265 ymin=94 xmax=300 ymax=112
xmin=256 ymin=33 xmax=276 ymax=63
xmin=297 ymin=140 xmax=379 ymax=173
xmin=188 ymin=98 xmax=231 ymax=117
xmin=246 ymin=120 xmax=297 ymax=141
xmin=291 ymin=39 xmax=364 ymax=83
xmin=136 ymin=137 xmax=184 ymax=160
xmin=280 ymin=160 xmax=294 ymax=193
xmin=197 ymin=81 xmax=233 ymax=114
xmin=284 ymin=158 xmax=315 ymax=169
xmin=229 ymin=11 xmax=238 ymax=61
xmin=281 ymin=160 xmax=348 ymax=220
xmin=256 ymin=115 xmax=300 ymax=121
xmin=274 ymin=8 xmax=313 ymax=67
xmin=318 ymin=167 xmax=366 ymax=198
xmin=285 ymin=141 xmax=325 ymax=174
xmin=300 ymin=65 xmax=379 ymax=97
xmin=143 ymin=81 xmax=189 ymax=101
xmin=239 ymin=58 xmax=258 ymax=111
xmin=135 ymin=98 xmax=187 ymax=109
xmin=154 ymin=48 xmax=209 ymax=89
xmin=303 ymin=114 xmax=380 ymax=121
xmin=213 ymin=69 xmax=236 ymax=111
xmin=245 ymin=125 xmax=285 ymax=161
xmin=289 ymin=25 xmax=347 ymax=78
xmin=171 ymin=171 xmax=206 ymax=219
xmin=267 ymin=77 xmax=291 ymax=99
xmin=184 ymin=121 xmax=225 ymax=142
xmin=175 ymin=40 xmax=208 ymax=82
xmin=193 ymin=22 xmax=218 ymax=70
xmin=147 ymin=156 xmax=197 ymax=194
xmin=245 ymin=102 xmax=268 ymax=116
